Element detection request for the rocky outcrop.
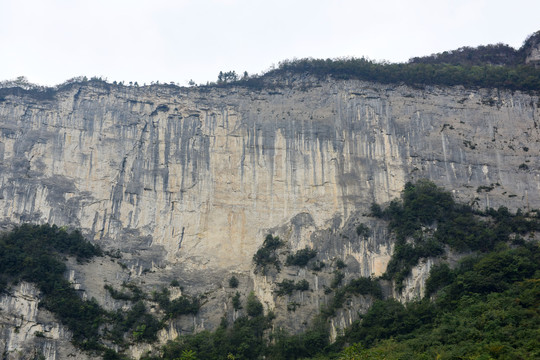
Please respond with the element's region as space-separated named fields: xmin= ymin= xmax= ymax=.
xmin=0 ymin=283 xmax=90 ymax=360
xmin=0 ymin=78 xmax=539 ymax=357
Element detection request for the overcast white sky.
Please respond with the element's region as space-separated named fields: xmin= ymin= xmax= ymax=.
xmin=1 ymin=0 xmax=539 ymax=86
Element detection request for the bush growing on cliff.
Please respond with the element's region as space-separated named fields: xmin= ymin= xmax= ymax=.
xmin=322 ymin=276 xmax=383 ymax=317
xmin=151 ymin=287 xmax=200 ymax=319
xmin=285 ymin=247 xmax=317 ymax=267
xmin=253 ymin=234 xmax=284 ymax=273
xmin=108 ymin=300 xmax=163 ymax=344
xmin=232 ymin=291 xmax=242 ymax=310
xmin=356 ymin=223 xmax=370 ymax=238
xmin=330 ymin=270 xmax=345 ymax=289
xmin=246 ymin=291 xmax=264 ymax=317
xmin=274 ymin=279 xmax=310 ymax=296
xmin=228 ymin=276 xmax=239 ymax=288
xmin=335 ymin=259 xmax=347 ymax=269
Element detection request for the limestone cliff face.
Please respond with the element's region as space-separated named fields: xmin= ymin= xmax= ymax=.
xmin=1 ymin=79 xmax=538 ymax=275
xmin=0 ymin=283 xmax=91 ymax=360
xmin=0 ymin=78 xmax=539 ymax=357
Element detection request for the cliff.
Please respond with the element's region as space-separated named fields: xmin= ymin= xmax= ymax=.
xmin=0 ymin=77 xmax=539 ymax=358
xmin=1 ymin=79 xmax=538 ymax=271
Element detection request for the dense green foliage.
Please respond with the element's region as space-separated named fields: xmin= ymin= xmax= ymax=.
xmin=144 ymin=314 xmax=330 ymax=360
xmin=335 ymin=259 xmax=347 ymax=269
xmin=375 ymin=180 xmax=540 ymax=290
xmin=0 ymin=224 xmax=105 ymax=348
xmin=141 ymin=292 xmax=278 ymax=360
xmin=285 ymin=247 xmax=317 ymax=267
xmin=246 ymin=291 xmax=264 ymax=317
xmin=241 ymin=57 xmax=540 ymax=92
xmin=409 ymin=43 xmax=523 ymax=66
xmin=151 ymin=287 xmax=200 ymax=319
xmin=341 ymin=241 xmax=539 ymax=359
xmin=233 ymin=32 xmax=540 ymax=91
xmin=409 ymin=33 xmax=540 ymax=68
xmin=232 ymin=291 xmax=242 ymax=310
xmin=108 ymin=300 xmax=163 ymax=344
xmin=424 ymin=263 xmax=454 ymax=297
xmin=104 ymin=283 xmax=145 ymax=302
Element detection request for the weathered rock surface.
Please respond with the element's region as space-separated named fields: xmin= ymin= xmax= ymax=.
xmin=0 ymin=78 xmax=539 ymax=358
xmin=0 ymin=283 xmax=91 ymax=360
xmin=1 ymin=79 xmax=538 ymax=272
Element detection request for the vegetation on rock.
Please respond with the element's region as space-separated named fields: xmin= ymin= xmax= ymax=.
xmin=285 ymin=247 xmax=318 ymax=267
xmin=2 ymin=178 xmax=539 ymax=359
xmin=274 ymin=279 xmax=310 ymax=296
xmin=372 ymin=179 xmax=540 ymax=290
xmin=228 ymin=276 xmax=239 ymax=288
xmin=340 ymin=241 xmax=539 ymax=359
xmin=0 ymin=224 xmax=105 ymax=349
xmin=253 ymin=234 xmax=284 ymax=273
xmin=141 ymin=180 xmax=538 ymax=359
xmin=0 ymin=224 xmax=200 ymax=358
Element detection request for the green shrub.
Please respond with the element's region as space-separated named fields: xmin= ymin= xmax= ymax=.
xmin=246 ymin=292 xmax=263 ymax=317
xmin=232 ymin=291 xmax=242 ymax=310
xmin=323 ymin=277 xmax=382 ymax=317
xmin=275 ymin=279 xmax=310 ymax=296
xmin=152 ymin=287 xmax=199 ymax=319
xmin=228 ymin=276 xmax=239 ymax=288
xmin=424 ymin=263 xmax=454 ymax=297
xmin=370 ymin=203 xmax=384 ymax=218
xmin=347 ymin=277 xmax=383 ymax=299
xmin=331 ymin=271 xmax=345 ymax=289
xmin=296 ymin=279 xmax=309 ymax=291
xmin=253 ymin=234 xmax=284 ymax=273
xmin=285 ymin=247 xmax=317 ymax=267
xmin=310 ymin=260 xmax=326 ymax=271
xmin=274 ymin=279 xmax=296 ymax=296
xmin=356 ymin=224 xmax=370 ymax=238
xmin=104 ymin=284 xmax=136 ymax=301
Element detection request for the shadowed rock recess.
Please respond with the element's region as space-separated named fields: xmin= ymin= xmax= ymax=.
xmin=0 ymin=77 xmax=539 ymax=358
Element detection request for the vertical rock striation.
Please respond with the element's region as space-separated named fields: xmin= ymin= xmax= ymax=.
xmin=0 ymin=80 xmax=538 ymax=274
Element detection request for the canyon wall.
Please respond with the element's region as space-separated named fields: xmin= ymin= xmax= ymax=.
xmin=1 ymin=79 xmax=538 ymax=273
xmin=0 ymin=77 xmax=539 ymax=358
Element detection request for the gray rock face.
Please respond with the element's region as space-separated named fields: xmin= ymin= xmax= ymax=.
xmin=0 ymin=78 xmax=538 ymax=357
xmin=0 ymin=80 xmax=538 ymax=272
xmin=0 ymin=283 xmax=91 ymax=360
